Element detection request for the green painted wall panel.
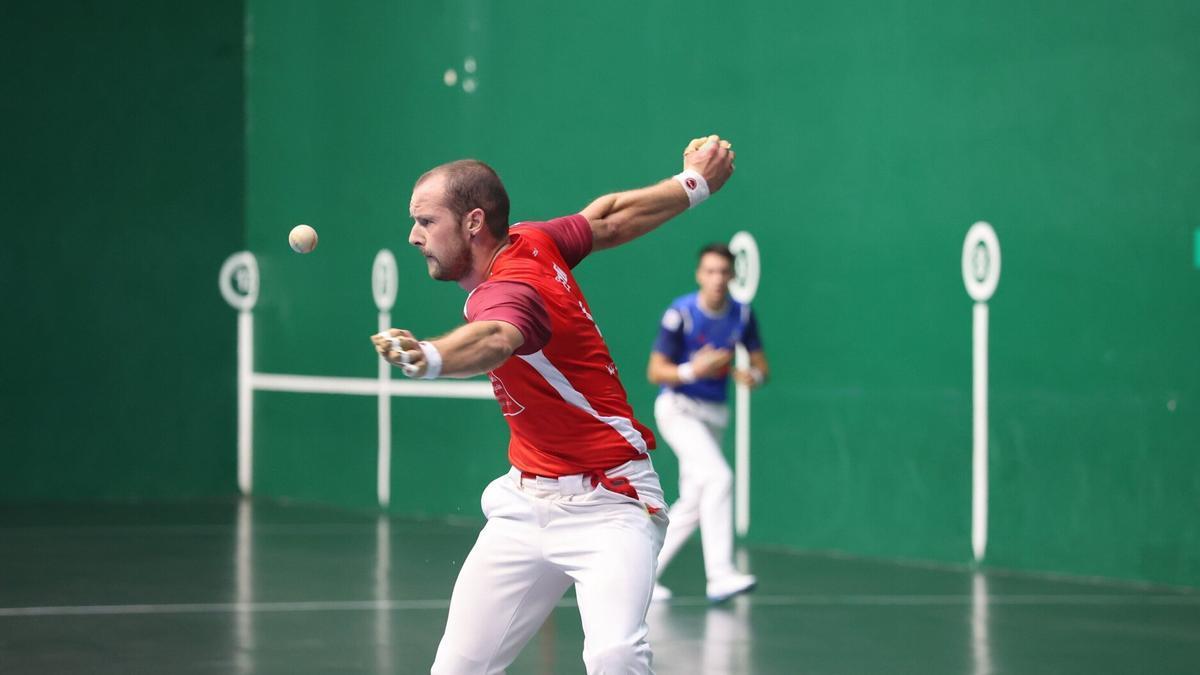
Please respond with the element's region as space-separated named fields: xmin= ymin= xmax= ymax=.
xmin=2 ymin=2 xmax=244 ymax=500
xmin=387 ymin=398 xmax=513 ymax=519
xmin=245 ymin=0 xmax=1200 ymax=587
xmin=255 ymin=393 xmax=378 ymax=509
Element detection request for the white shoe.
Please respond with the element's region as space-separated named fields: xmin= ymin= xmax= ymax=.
xmin=651 ymin=583 xmax=673 ymax=602
xmin=706 ymin=573 xmax=757 ymax=603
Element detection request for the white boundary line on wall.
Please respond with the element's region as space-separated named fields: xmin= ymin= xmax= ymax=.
xmin=220 ymin=249 xmax=492 ymax=507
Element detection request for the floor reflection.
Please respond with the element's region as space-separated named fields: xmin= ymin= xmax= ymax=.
xmin=704 ymin=597 xmax=753 ymax=674
xmin=971 ymin=572 xmax=993 ymax=675
xmin=234 ymin=498 xmax=255 ymax=675
xmin=375 ymin=516 xmax=394 ymax=675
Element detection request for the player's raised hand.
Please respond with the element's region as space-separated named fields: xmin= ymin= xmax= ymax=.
xmin=690 ymin=344 xmax=734 ymax=379
xmin=683 ymin=134 xmax=735 ymax=194
xmin=371 ymin=328 xmax=428 ymax=377
xmin=683 ymin=135 xmax=732 ymax=156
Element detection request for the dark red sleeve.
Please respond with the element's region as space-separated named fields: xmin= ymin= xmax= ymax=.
xmin=465 ymin=281 xmax=552 ymax=355
xmin=518 ymin=214 xmax=593 ymax=268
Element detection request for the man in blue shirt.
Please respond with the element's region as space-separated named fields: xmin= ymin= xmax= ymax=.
xmin=647 ymin=243 xmax=769 ymax=602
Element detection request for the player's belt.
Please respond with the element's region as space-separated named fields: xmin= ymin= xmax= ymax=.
xmin=518 ymin=461 xmax=660 ymax=514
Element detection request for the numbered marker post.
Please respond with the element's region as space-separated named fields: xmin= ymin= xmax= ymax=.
xmin=962 ymin=222 xmax=1000 ymax=562
xmin=372 ymin=250 xmax=399 ymax=508
xmin=219 ymin=252 xmax=260 ymax=495
xmin=729 ymin=231 xmax=760 ymax=537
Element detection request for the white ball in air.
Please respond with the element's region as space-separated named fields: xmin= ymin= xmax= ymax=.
xmin=289 ymin=224 xmax=318 ymax=254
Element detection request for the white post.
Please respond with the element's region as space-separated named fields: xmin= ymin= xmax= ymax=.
xmin=971 ymin=303 xmax=989 ymax=562
xmin=728 ymin=232 xmax=760 ymax=537
xmin=962 ymin=223 xmax=1000 ymax=563
xmin=220 ymin=252 xmax=260 ymax=496
xmin=734 ymin=343 xmax=751 ymax=536
xmin=373 ymin=251 xmax=399 ymax=509
xmin=377 ymin=312 xmax=391 ymax=508
xmin=238 ymin=311 xmax=254 ymax=495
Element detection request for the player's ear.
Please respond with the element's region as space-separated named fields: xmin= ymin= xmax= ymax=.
xmin=465 ymin=208 xmax=486 ymax=238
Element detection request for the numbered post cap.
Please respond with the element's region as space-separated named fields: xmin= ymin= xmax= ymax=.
xmin=372 ymin=249 xmax=398 ymax=311
xmin=962 ymin=222 xmax=1001 ymax=302
xmin=219 ymin=251 xmax=260 ymax=311
xmin=728 ymin=231 xmax=761 ymax=304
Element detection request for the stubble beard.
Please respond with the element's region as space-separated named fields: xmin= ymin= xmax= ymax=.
xmin=427 ymin=248 xmax=471 ymax=281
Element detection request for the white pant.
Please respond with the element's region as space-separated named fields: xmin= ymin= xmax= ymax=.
xmin=432 ymin=459 xmax=669 ymax=675
xmin=653 ymin=391 xmax=737 ymax=581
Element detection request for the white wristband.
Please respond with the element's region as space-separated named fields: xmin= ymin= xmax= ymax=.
xmin=416 ymin=341 xmax=442 ymax=379
xmin=749 ymin=367 xmax=764 ymax=385
xmin=676 ymin=362 xmax=697 ymax=384
xmin=673 ymin=170 xmax=710 ymax=208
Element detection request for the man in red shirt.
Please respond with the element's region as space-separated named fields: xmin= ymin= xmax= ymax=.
xmin=371 ymin=135 xmax=735 ymax=675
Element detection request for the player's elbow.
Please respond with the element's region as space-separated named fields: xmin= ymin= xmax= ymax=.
xmin=646 ymin=359 xmax=669 ymax=386
xmin=588 ymin=216 xmax=626 ymax=251
xmin=484 ymin=332 xmax=519 ymax=362
xmin=480 ymin=323 xmax=522 ymax=365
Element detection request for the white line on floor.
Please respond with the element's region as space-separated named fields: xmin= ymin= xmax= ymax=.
xmin=3 ymin=594 xmax=1198 ymax=617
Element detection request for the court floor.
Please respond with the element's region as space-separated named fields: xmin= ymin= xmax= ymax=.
xmin=2 ymin=499 xmax=1197 ymax=674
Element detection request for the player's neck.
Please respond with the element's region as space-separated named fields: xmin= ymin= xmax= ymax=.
xmin=698 ymin=292 xmax=729 ymax=314
xmin=459 ymin=236 xmax=511 ymax=291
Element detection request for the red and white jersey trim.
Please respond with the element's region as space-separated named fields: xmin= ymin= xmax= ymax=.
xmin=517 ymin=350 xmax=649 ymax=455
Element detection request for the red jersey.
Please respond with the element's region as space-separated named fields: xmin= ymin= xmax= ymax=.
xmin=465 ymin=215 xmax=656 ymax=476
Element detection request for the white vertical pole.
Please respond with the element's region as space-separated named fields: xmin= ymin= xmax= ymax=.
xmin=728 ymin=231 xmax=760 ymax=538
xmin=971 ymin=302 xmax=989 ymax=562
xmin=221 ymin=252 xmax=260 ymax=496
xmin=962 ymin=222 xmax=999 ymax=563
xmin=372 ymin=250 xmax=398 ymax=510
xmin=377 ymin=312 xmax=392 ymax=509
xmin=734 ymin=344 xmax=751 ymax=536
xmin=237 ymin=310 xmax=254 ymax=495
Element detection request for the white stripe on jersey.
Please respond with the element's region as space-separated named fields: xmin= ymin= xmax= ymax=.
xmin=518 ymin=351 xmax=649 ymax=454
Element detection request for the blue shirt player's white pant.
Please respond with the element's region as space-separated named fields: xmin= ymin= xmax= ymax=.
xmin=653 ymin=391 xmax=757 ymax=602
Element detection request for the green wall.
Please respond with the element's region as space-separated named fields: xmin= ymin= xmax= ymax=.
xmin=1 ymin=2 xmax=244 ymax=499
xmin=244 ymin=0 xmax=1200 ymax=587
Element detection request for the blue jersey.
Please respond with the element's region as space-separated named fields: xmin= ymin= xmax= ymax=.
xmin=652 ymin=292 xmax=763 ymax=403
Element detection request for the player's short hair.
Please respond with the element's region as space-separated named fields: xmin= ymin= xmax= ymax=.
xmin=416 ymin=159 xmax=511 ymax=238
xmin=697 ymin=243 xmax=735 ymax=267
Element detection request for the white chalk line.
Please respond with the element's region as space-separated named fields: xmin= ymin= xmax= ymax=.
xmin=0 ymin=522 xmax=478 ymax=537
xmin=4 ymin=594 xmax=1198 ymax=618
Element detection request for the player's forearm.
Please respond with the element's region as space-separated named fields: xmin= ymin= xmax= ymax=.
xmin=584 ymin=135 xmax=734 ymax=251
xmin=648 ymin=365 xmax=689 ymax=387
xmin=585 ymin=180 xmax=689 ymax=251
xmin=647 ymin=353 xmax=692 ymax=386
xmin=428 ymin=321 xmax=521 ymax=378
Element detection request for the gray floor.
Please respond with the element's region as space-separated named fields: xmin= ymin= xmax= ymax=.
xmin=2 ymin=500 xmax=1198 ymax=674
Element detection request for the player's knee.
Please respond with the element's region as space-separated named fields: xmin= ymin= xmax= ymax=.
xmin=708 ymin=465 xmax=733 ymax=493
xmin=584 ymin=641 xmax=652 ymax=674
